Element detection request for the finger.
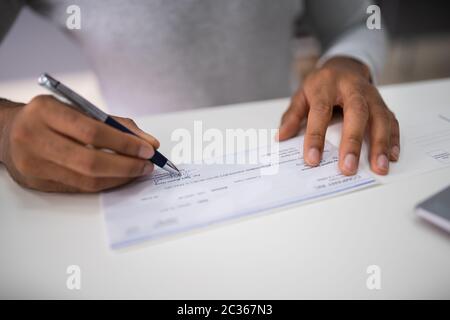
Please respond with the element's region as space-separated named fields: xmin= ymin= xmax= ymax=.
xmin=40 ymin=100 xmax=155 ymax=159
xmin=339 ymin=93 xmax=369 ymax=175
xmin=303 ymin=85 xmax=335 ymax=166
xmin=17 ymin=158 xmax=135 ymax=193
xmin=5 ymin=155 xmax=79 ymax=193
xmin=10 ymin=149 xmax=131 ymax=192
xmin=37 ymin=129 xmax=154 ymax=178
xmin=18 ymin=176 xmax=81 ymax=193
xmin=114 ymin=117 xmax=161 ymax=149
xmin=389 ymin=114 xmax=400 ymax=161
xmin=368 ymin=101 xmax=392 ymax=175
xmin=278 ymin=90 xmax=308 ymax=141
xmin=42 ymin=160 xmax=136 ymax=192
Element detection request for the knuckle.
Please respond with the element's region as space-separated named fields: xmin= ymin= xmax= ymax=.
xmin=346 ymin=134 xmax=363 ymax=147
xmin=318 ymin=67 xmax=334 ymax=81
xmin=23 ymin=103 xmax=40 ymax=117
xmin=79 ymin=153 xmax=99 ymax=176
xmin=81 ymin=178 xmax=103 ymax=193
xmin=391 ymin=110 xmax=398 ymax=119
xmin=348 ymin=102 xmax=369 ymax=120
xmin=27 ymin=95 xmax=54 ymax=114
xmin=366 ymin=84 xmax=381 ymax=97
xmin=372 ymin=135 xmax=390 ymax=148
xmin=29 ymin=94 xmax=51 ymax=107
xmin=14 ymin=155 xmax=33 ymax=175
xmin=393 ymin=118 xmax=400 ymax=131
xmin=346 ymin=91 xmax=365 ymax=104
xmin=120 ymin=117 xmax=136 ymax=126
xmin=60 ymin=107 xmax=81 ymax=124
xmin=353 ymin=108 xmax=369 ymax=121
xmin=306 ymin=131 xmax=325 ymax=143
xmin=390 ymin=112 xmax=399 ymax=124
xmin=389 ymin=112 xmax=399 ymax=125
xmin=125 ymin=117 xmax=135 ymax=124
xmin=372 ymin=108 xmax=391 ymax=123
xmin=130 ymin=160 xmax=147 ymax=176
xmin=16 ymin=178 xmax=33 ymax=190
xmin=312 ymin=103 xmax=331 ymax=115
xmin=120 ymin=138 xmax=139 ymax=156
xmin=345 ymin=73 xmax=362 ymax=84
xmin=11 ymin=174 xmax=35 ymax=190
xmin=9 ymin=123 xmax=29 ymax=144
xmin=79 ymin=124 xmax=99 ymax=144
xmin=393 ymin=116 xmax=399 ymax=125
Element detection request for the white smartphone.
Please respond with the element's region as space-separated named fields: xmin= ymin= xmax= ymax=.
xmin=416 ymin=185 xmax=450 ymax=232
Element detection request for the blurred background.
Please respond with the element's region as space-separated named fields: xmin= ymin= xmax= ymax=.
xmin=0 ymin=0 xmax=450 ymax=85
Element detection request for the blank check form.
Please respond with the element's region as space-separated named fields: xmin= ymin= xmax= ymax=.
xmin=102 ymin=137 xmax=376 ymax=248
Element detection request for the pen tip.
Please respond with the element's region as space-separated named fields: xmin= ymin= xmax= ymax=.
xmin=166 ymin=160 xmax=182 ymax=176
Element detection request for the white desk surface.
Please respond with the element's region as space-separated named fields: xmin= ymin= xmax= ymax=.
xmin=1 ymin=74 xmax=449 ymax=299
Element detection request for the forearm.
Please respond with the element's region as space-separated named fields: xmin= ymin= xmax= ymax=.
xmin=0 ymin=98 xmax=23 ymax=164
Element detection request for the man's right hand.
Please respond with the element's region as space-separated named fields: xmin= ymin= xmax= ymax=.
xmin=0 ymin=95 xmax=160 ymax=192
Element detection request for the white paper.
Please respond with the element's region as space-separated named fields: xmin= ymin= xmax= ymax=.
xmin=378 ymin=111 xmax=450 ymax=183
xmin=102 ymin=137 xmax=376 ymax=248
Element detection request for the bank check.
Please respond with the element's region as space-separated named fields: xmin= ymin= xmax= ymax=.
xmin=102 ymin=137 xmax=376 ymax=248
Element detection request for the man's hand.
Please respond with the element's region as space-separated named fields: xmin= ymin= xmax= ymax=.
xmin=278 ymin=57 xmax=400 ymax=175
xmin=0 ymin=95 xmax=160 ymax=192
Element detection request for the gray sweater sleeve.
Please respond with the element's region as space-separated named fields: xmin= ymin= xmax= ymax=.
xmin=0 ymin=0 xmax=25 ymax=44
xmin=306 ymin=0 xmax=388 ymax=83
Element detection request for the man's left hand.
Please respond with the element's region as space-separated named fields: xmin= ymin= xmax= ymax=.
xmin=278 ymin=57 xmax=400 ymax=175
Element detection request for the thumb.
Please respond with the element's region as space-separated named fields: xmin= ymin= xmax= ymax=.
xmin=278 ymin=90 xmax=308 ymax=141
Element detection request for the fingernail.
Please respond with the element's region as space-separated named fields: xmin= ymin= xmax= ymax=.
xmin=138 ymin=145 xmax=154 ymax=159
xmin=307 ymin=148 xmax=320 ymax=165
xmin=343 ymin=153 xmax=357 ymax=173
xmin=377 ymin=154 xmax=389 ymax=171
xmin=142 ymin=163 xmax=154 ymax=175
xmin=391 ymin=145 xmax=400 ymax=160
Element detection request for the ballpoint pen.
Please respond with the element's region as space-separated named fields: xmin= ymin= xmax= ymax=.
xmin=38 ymin=73 xmax=180 ymax=175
